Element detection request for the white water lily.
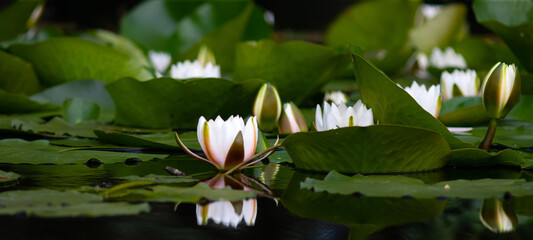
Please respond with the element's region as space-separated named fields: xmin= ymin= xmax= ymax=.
xmin=482 ymin=62 xmax=521 ymax=119
xmin=315 ymin=100 xmax=374 ymax=131
xmin=324 ymin=91 xmax=348 ymax=105
xmin=170 ymin=60 xmax=221 ymax=79
xmin=175 ymin=115 xmax=279 ymax=172
xmin=196 ymin=174 xmax=257 ymax=228
xmin=418 ymin=47 xmax=467 ymax=70
xmin=149 ymin=51 xmax=172 ymax=74
xmin=421 ymin=4 xmax=443 ymax=20
xmin=441 ymin=69 xmax=479 ymax=101
xmin=401 ymin=82 xmax=441 ymax=117
xmin=279 ymin=102 xmax=308 ymax=134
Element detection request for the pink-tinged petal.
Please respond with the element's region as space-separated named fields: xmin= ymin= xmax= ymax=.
xmin=243 ymin=117 xmax=258 ymax=159
xmin=197 ymin=116 xmax=207 ymax=153
xmin=202 ymin=121 xmax=221 ymax=168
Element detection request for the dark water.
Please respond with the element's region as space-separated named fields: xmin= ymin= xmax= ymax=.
xmin=1 ymin=160 xmax=533 ymax=240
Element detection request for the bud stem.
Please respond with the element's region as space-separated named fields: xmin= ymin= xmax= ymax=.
xmin=480 ymin=118 xmax=499 ymax=151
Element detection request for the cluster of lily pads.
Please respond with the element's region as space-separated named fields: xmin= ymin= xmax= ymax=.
xmin=1 ymin=0 xmax=533 ymax=236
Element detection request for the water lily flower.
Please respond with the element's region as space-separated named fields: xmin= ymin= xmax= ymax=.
xmin=479 ymin=198 xmax=517 ymax=233
xmin=481 ymin=62 xmax=520 ymax=120
xmin=315 ymin=100 xmax=374 ymax=131
xmin=197 ymin=174 xmax=258 ymax=228
xmin=420 ymin=4 xmax=443 ymax=20
xmin=175 ymin=115 xmax=279 ymax=172
xmin=417 ymin=47 xmax=467 ymax=70
xmin=149 ymin=51 xmax=172 ymax=74
xmin=324 ymin=91 xmax=348 ymax=105
xmin=253 ymin=83 xmax=282 ymax=132
xmin=170 ymin=45 xmax=221 ymax=79
xmin=279 ymin=102 xmax=308 ymax=134
xmin=401 ymin=82 xmax=441 ymax=117
xmin=440 ymin=69 xmax=479 ymax=101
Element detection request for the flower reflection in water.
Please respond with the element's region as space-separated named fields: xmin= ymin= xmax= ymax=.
xmin=196 ymin=173 xmax=272 ymax=228
xmin=479 ymin=198 xmax=517 ymax=233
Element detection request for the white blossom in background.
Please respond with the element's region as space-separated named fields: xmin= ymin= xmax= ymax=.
xmin=421 ymin=4 xmax=443 ymax=20
xmin=417 ymin=47 xmax=467 ymax=70
xmin=263 ymin=10 xmax=275 ymax=25
xmin=148 ymin=51 xmax=172 ymax=74
xmin=440 ymin=69 xmax=479 ymax=101
xmin=324 ymin=91 xmax=348 ymax=105
xmin=315 ymin=100 xmax=374 ymax=131
xmin=170 ymin=60 xmax=221 ymax=79
xmin=401 ymin=82 xmax=441 ymax=117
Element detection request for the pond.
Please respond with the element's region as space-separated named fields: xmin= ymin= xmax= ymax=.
xmin=2 ymin=0 xmax=533 ymax=239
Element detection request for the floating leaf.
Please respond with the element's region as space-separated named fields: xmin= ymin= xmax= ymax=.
xmin=0 ymin=0 xmax=43 ymax=41
xmin=30 ymin=79 xmax=115 ymax=122
xmin=107 ymin=77 xmax=263 ymax=129
xmin=0 ymin=50 xmax=40 ymax=94
xmin=94 ymin=131 xmax=202 ymax=150
xmin=0 ymin=139 xmax=166 ymax=165
xmin=451 ymin=37 xmax=520 ymax=70
xmin=448 ymin=148 xmax=525 ymax=167
xmin=62 ymin=98 xmax=100 ymax=125
xmin=0 ymin=189 xmax=149 ymax=217
xmin=352 ymin=54 xmax=471 ymax=149
xmin=508 ymin=95 xmax=533 ymax=121
xmin=84 ymin=29 xmax=150 ymax=67
xmin=233 ymin=40 xmax=346 ymax=104
xmin=301 ymin=171 xmax=533 ymax=199
xmin=117 ymin=174 xmax=197 ymax=184
xmin=0 ymin=89 xmax=59 ymax=114
xmin=8 ymin=37 xmax=152 ymax=86
xmin=282 ymin=125 xmax=450 ymax=173
xmin=473 ymin=0 xmax=533 ymax=72
xmin=0 ymin=169 xmax=20 ymax=187
xmin=106 ymin=182 xmax=255 ymax=203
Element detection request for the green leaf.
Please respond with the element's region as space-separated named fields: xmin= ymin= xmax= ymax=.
xmin=94 ymin=131 xmax=179 ymax=149
xmin=451 ymin=37 xmax=520 ymax=70
xmin=117 ymin=174 xmax=197 ymax=184
xmin=0 ymin=139 xmax=167 ymax=164
xmin=281 ymin=172 xmax=446 ymax=231
xmin=106 ymin=182 xmax=255 ymax=203
xmin=8 ymin=37 xmax=153 ymax=87
xmin=0 ymin=89 xmax=59 ymax=114
xmin=30 ymin=79 xmax=115 ymax=122
xmin=461 ymin=121 xmax=533 ymax=148
xmin=438 ymin=97 xmax=489 ymax=127
xmin=508 ymin=95 xmax=533 ymax=121
xmin=448 ymin=148 xmax=525 ymax=167
xmin=233 ymin=40 xmax=346 ymax=104
xmin=473 ymin=0 xmax=533 ymax=72
xmin=107 ymin=77 xmax=264 ymax=129
xmin=62 ymin=98 xmax=100 ymax=125
xmin=409 ymin=3 xmax=467 ymax=53
xmin=0 ymin=50 xmax=40 ymax=94
xmin=120 ymin=0 xmax=270 ymax=72
xmin=301 ymin=170 xmax=533 ymax=199
xmin=0 ymin=0 xmax=43 ymax=41
xmin=0 ymin=189 xmax=149 ymax=217
xmin=282 ymin=125 xmax=450 ymax=173
xmin=352 ymin=54 xmax=472 ymax=149
xmin=0 ymin=169 xmax=20 ymax=188
xmin=325 ymin=0 xmax=419 ymax=74
xmin=84 ymin=29 xmax=150 ymax=67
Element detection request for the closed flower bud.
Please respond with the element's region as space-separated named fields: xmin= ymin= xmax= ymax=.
xmin=197 ymin=45 xmax=216 ymax=67
xmin=279 ymin=102 xmax=308 ymax=134
xmin=253 ymin=83 xmax=282 ymax=132
xmin=479 ymin=198 xmax=517 ymax=233
xmin=481 ymin=62 xmax=520 ymax=119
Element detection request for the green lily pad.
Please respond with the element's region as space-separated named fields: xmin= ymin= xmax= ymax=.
xmin=281 ymin=172 xmax=446 ymax=238
xmin=0 ymin=189 xmax=149 ymax=217
xmin=117 ymin=174 xmax=197 ymax=184
xmin=94 ymin=131 xmax=203 ymax=150
xmin=233 ymin=40 xmax=346 ymax=104
xmin=0 ymin=0 xmax=43 ymax=42
xmin=107 ymin=77 xmax=263 ymax=129
xmin=0 ymin=50 xmax=40 ymax=94
xmin=0 ymin=170 xmax=20 ymax=187
xmin=352 ymin=54 xmax=472 ymax=149
xmin=30 ymin=79 xmax=116 ymax=122
xmin=8 ymin=37 xmax=152 ymax=87
xmin=0 ymin=139 xmax=167 ymax=165
xmin=301 ymin=171 xmax=533 ymax=199
xmin=106 ymin=182 xmax=255 ymax=203
xmin=439 ymin=105 xmax=490 ymax=127
xmin=62 ymin=98 xmax=100 ymax=125
xmin=409 ymin=3 xmax=467 ymax=53
xmin=120 ymin=0 xmax=270 ymax=72
xmin=0 ymin=89 xmax=59 ymax=114
xmin=508 ymin=95 xmax=533 ymax=121
xmin=473 ymin=0 xmax=533 ymax=72
xmin=448 ymin=148 xmax=525 ymax=167
xmin=282 ymin=125 xmax=450 ymax=173
xmin=84 ymin=29 xmax=150 ymax=67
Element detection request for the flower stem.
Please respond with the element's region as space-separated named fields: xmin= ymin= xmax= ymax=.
xmin=480 ymin=118 xmax=499 ymax=151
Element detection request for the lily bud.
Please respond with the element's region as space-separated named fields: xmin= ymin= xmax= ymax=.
xmin=479 ymin=198 xmax=517 ymax=233
xmin=197 ymin=45 xmax=216 ymax=67
xmin=253 ymin=83 xmax=282 ymax=132
xmin=279 ymin=102 xmax=308 ymax=134
xmin=482 ymin=62 xmax=520 ymax=119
